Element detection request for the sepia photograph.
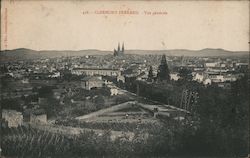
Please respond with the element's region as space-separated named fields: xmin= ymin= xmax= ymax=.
xmin=0 ymin=0 xmax=249 ymax=157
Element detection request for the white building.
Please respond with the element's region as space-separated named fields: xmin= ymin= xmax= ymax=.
xmin=49 ymin=72 xmax=60 ymax=78
xmin=205 ymin=62 xmax=220 ymax=67
xmin=30 ymin=109 xmax=47 ymax=124
xmin=117 ymin=75 xmax=125 ymax=83
xmin=2 ymin=110 xmax=23 ymax=127
xmin=72 ymin=68 xmax=121 ymax=76
xmin=110 ymin=87 xmax=119 ymax=96
xmin=170 ymin=73 xmax=180 ymax=81
xmin=203 ymin=78 xmax=212 ymax=85
xmin=209 ymin=74 xmax=237 ymax=83
xmin=193 ymin=73 xmax=204 ymax=83
xmin=81 ymin=76 xmax=104 ymax=90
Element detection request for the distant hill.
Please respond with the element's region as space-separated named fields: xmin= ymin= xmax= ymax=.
xmin=0 ymin=48 xmax=249 ymax=61
xmin=126 ymin=48 xmax=249 ymax=56
xmin=0 ymin=48 xmax=112 ymax=61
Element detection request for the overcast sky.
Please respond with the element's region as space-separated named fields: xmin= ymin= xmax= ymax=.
xmin=1 ymin=0 xmax=249 ymax=51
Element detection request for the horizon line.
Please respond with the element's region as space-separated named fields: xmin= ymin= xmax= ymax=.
xmin=1 ymin=47 xmax=249 ymax=52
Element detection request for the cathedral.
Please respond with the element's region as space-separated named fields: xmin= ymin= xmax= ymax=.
xmin=113 ymin=42 xmax=124 ymax=56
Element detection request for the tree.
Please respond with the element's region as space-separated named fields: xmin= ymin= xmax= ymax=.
xmin=157 ymin=55 xmax=170 ymax=81
xmin=38 ymin=86 xmax=53 ymax=98
xmin=1 ymin=64 xmax=8 ymax=73
xmin=147 ymin=66 xmax=154 ymax=82
xmin=178 ymin=67 xmax=192 ymax=82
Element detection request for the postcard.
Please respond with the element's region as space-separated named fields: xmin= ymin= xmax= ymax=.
xmin=0 ymin=0 xmax=249 ymax=157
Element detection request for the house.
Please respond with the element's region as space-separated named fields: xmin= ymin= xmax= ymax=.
xmin=205 ymin=62 xmax=220 ymax=68
xmin=170 ymin=73 xmax=180 ymax=81
xmin=136 ymin=72 xmax=148 ymax=81
xmin=2 ymin=109 xmax=23 ymax=127
xmin=218 ymin=82 xmax=231 ymax=89
xmin=81 ymin=76 xmax=104 ymax=90
xmin=49 ymin=72 xmax=60 ymax=78
xmin=223 ymin=75 xmax=237 ymax=82
xmin=203 ymin=78 xmax=212 ymax=85
xmin=21 ymin=78 xmax=29 ymax=84
xmin=117 ymin=75 xmax=125 ymax=83
xmin=209 ymin=75 xmax=224 ymax=83
xmin=193 ymin=73 xmax=204 ymax=83
xmin=30 ymin=109 xmax=47 ymax=124
xmin=109 ymin=86 xmax=119 ymax=96
xmin=208 ymin=74 xmax=237 ymax=83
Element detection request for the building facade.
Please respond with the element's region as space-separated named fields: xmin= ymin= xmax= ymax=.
xmin=30 ymin=113 xmax=47 ymax=124
xmin=81 ymin=76 xmax=104 ymax=90
xmin=72 ymin=68 xmax=121 ymax=76
xmin=2 ymin=110 xmax=23 ymax=127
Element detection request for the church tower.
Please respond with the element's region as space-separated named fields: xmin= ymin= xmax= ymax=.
xmin=122 ymin=42 xmax=124 ymax=53
xmin=114 ymin=42 xmax=125 ymax=56
xmin=118 ymin=43 xmax=120 ymax=52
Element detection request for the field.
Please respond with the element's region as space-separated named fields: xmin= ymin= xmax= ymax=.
xmin=2 ymin=124 xmax=160 ymax=157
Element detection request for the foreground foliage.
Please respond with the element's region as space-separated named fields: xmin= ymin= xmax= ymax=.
xmin=2 ymin=74 xmax=248 ymax=157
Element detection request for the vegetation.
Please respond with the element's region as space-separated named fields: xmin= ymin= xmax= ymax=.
xmin=1 ymin=98 xmax=23 ymax=111
xmin=178 ymin=67 xmax=193 ymax=82
xmin=0 ymin=120 xmax=199 ymax=158
xmin=156 ymin=54 xmax=170 ymax=81
xmin=56 ymin=119 xmax=162 ymax=132
xmin=147 ymin=65 xmax=154 ymax=82
xmin=1 ymin=124 xmax=173 ymax=158
xmin=4 ymin=80 xmax=248 ymax=157
xmin=122 ymin=72 xmax=249 ymax=157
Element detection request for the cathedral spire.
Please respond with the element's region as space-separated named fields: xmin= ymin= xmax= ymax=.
xmin=122 ymin=42 xmax=124 ymax=52
xmin=114 ymin=42 xmax=125 ymax=56
xmin=118 ymin=42 xmax=120 ymax=52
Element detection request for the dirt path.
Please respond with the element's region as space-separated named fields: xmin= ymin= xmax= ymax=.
xmin=76 ymin=101 xmax=136 ymax=120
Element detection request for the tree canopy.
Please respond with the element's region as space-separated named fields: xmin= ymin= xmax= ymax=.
xmin=157 ymin=55 xmax=170 ymax=81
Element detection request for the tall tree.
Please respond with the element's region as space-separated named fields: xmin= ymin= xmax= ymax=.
xmin=147 ymin=66 xmax=154 ymax=82
xmin=157 ymin=55 xmax=170 ymax=81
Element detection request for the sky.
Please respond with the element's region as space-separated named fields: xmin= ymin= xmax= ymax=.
xmin=1 ymin=0 xmax=249 ymax=51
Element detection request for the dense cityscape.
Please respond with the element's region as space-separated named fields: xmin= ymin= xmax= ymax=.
xmin=0 ymin=44 xmax=249 ymax=157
